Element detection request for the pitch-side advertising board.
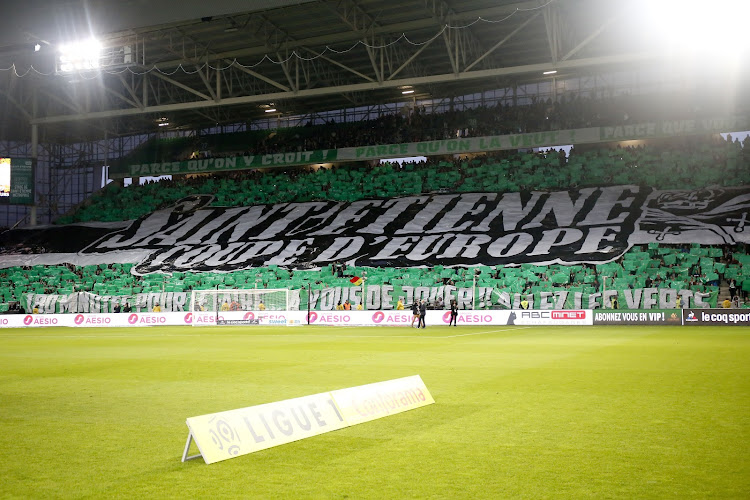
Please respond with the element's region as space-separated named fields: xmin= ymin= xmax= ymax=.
xmin=682 ymin=309 xmax=750 ymax=326
xmin=593 ymin=309 xmax=683 ymax=325
xmin=0 ymin=309 xmax=593 ymax=327
xmin=184 ymin=375 xmax=434 ymax=464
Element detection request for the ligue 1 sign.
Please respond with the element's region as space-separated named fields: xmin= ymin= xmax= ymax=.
xmin=182 ymin=375 xmax=434 ymax=464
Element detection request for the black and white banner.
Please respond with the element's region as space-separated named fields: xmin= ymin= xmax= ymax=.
xmin=2 ymin=186 xmax=750 ymax=274
xmin=23 ymin=286 xmax=713 ymax=313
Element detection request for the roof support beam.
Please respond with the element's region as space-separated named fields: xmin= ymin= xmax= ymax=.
xmin=103 ymin=87 xmax=139 ymax=108
xmin=151 ymin=72 xmax=211 ymax=101
xmin=425 ymin=0 xmax=491 ymax=72
xmin=140 ymin=1 xmax=543 ymax=71
xmin=305 ymin=48 xmax=375 ymax=83
xmin=39 ymin=87 xmax=85 ymax=115
xmin=142 ymin=74 xmax=149 ymax=108
xmin=276 ymin=53 xmax=297 ymax=92
xmin=543 ymin=1 xmax=561 ymax=64
xmin=30 ymin=52 xmax=657 ymax=125
xmin=228 ymin=60 xmax=291 ymax=91
xmin=117 ymin=73 xmax=143 ymax=108
xmin=365 ymin=43 xmax=382 ymax=82
xmin=0 ymin=87 xmax=32 ymax=121
xmin=387 ymin=35 xmax=436 ymax=81
xmin=216 ymin=69 xmax=221 ymax=102
xmin=195 ymin=66 xmax=218 ymax=101
xmin=442 ymin=30 xmax=459 ymax=74
xmin=464 ymin=11 xmax=541 ymax=72
xmin=561 ymin=16 xmax=619 ymax=62
xmin=326 ymin=0 xmax=384 ymax=82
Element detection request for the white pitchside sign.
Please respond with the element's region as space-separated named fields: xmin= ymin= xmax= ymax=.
xmin=182 ymin=375 xmax=435 ymax=464
xmin=0 ymin=309 xmax=594 ymax=328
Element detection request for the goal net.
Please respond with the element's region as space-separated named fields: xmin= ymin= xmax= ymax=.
xmin=190 ymin=289 xmax=289 ymax=326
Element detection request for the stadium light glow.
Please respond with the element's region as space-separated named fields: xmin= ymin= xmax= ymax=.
xmin=543 ymin=70 xmax=557 ymax=75
xmin=402 ymin=89 xmax=415 ymax=94
xmin=264 ymin=108 xmax=277 ymax=113
xmin=644 ymin=0 xmax=750 ymax=55
xmin=58 ymin=38 xmax=102 ymax=72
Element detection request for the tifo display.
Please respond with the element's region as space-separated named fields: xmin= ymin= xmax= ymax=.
xmin=2 ymin=238 xmax=749 ymax=315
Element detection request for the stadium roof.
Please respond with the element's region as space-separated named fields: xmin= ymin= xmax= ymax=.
xmin=0 ymin=0 xmax=715 ymax=143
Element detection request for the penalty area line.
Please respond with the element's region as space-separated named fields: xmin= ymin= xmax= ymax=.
xmin=444 ymin=326 xmax=531 ymax=338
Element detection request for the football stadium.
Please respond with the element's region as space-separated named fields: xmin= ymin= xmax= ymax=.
xmin=1 ymin=0 xmax=749 ymax=497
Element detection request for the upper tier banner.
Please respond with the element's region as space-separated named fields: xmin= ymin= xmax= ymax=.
xmin=110 ymin=116 xmax=750 ymax=178
xmin=3 ymin=185 xmax=750 ymax=274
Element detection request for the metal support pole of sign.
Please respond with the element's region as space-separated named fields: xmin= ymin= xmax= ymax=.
xmin=30 ymin=123 xmax=38 ymax=226
xmin=181 ymin=432 xmax=202 ymax=462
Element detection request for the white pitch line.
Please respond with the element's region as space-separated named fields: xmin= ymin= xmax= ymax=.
xmin=444 ymin=326 xmax=531 ymax=338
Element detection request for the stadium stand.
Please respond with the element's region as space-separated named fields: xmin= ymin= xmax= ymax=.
xmin=1 ymin=244 xmax=750 ymax=313
xmin=59 ymin=136 xmax=750 ymax=224
xmin=3 ymin=132 xmax=750 ymax=313
xmin=113 ymin=93 xmax=749 ymax=167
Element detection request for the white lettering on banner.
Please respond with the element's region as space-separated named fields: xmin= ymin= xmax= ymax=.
xmin=682 ymin=309 xmax=750 ymax=325
xmin=22 ymin=285 xmax=717 ymax=316
xmin=3 ymin=185 xmax=746 ymax=275
xmin=81 ymin=186 xmax=656 ymax=273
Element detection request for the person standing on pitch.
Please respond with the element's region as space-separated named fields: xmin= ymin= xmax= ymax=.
xmin=419 ymin=299 xmax=427 ymax=328
xmin=411 ymin=300 xmax=420 ymax=328
xmin=449 ymin=300 xmax=458 ymax=326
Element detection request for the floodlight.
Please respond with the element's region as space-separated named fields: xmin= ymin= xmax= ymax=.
xmin=402 ymin=89 xmax=415 ymax=94
xmin=265 ymin=108 xmax=277 ymax=113
xmin=58 ymin=38 xmax=103 ymax=72
xmin=34 ymin=44 xmax=41 ymax=52
xmin=543 ymin=70 xmax=557 ymax=75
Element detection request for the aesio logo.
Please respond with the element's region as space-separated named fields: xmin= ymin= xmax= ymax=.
xmin=372 ymin=311 xmax=385 ymax=323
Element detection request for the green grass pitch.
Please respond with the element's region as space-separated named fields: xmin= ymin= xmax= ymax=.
xmin=1 ymin=324 xmax=749 ymax=498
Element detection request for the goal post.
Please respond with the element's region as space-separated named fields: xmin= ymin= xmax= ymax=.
xmin=190 ymin=289 xmax=290 ymax=326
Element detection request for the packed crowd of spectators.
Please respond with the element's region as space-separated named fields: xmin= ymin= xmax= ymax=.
xmin=1 ymin=243 xmax=748 ymax=313
xmin=51 ymin=134 xmax=750 ymax=225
